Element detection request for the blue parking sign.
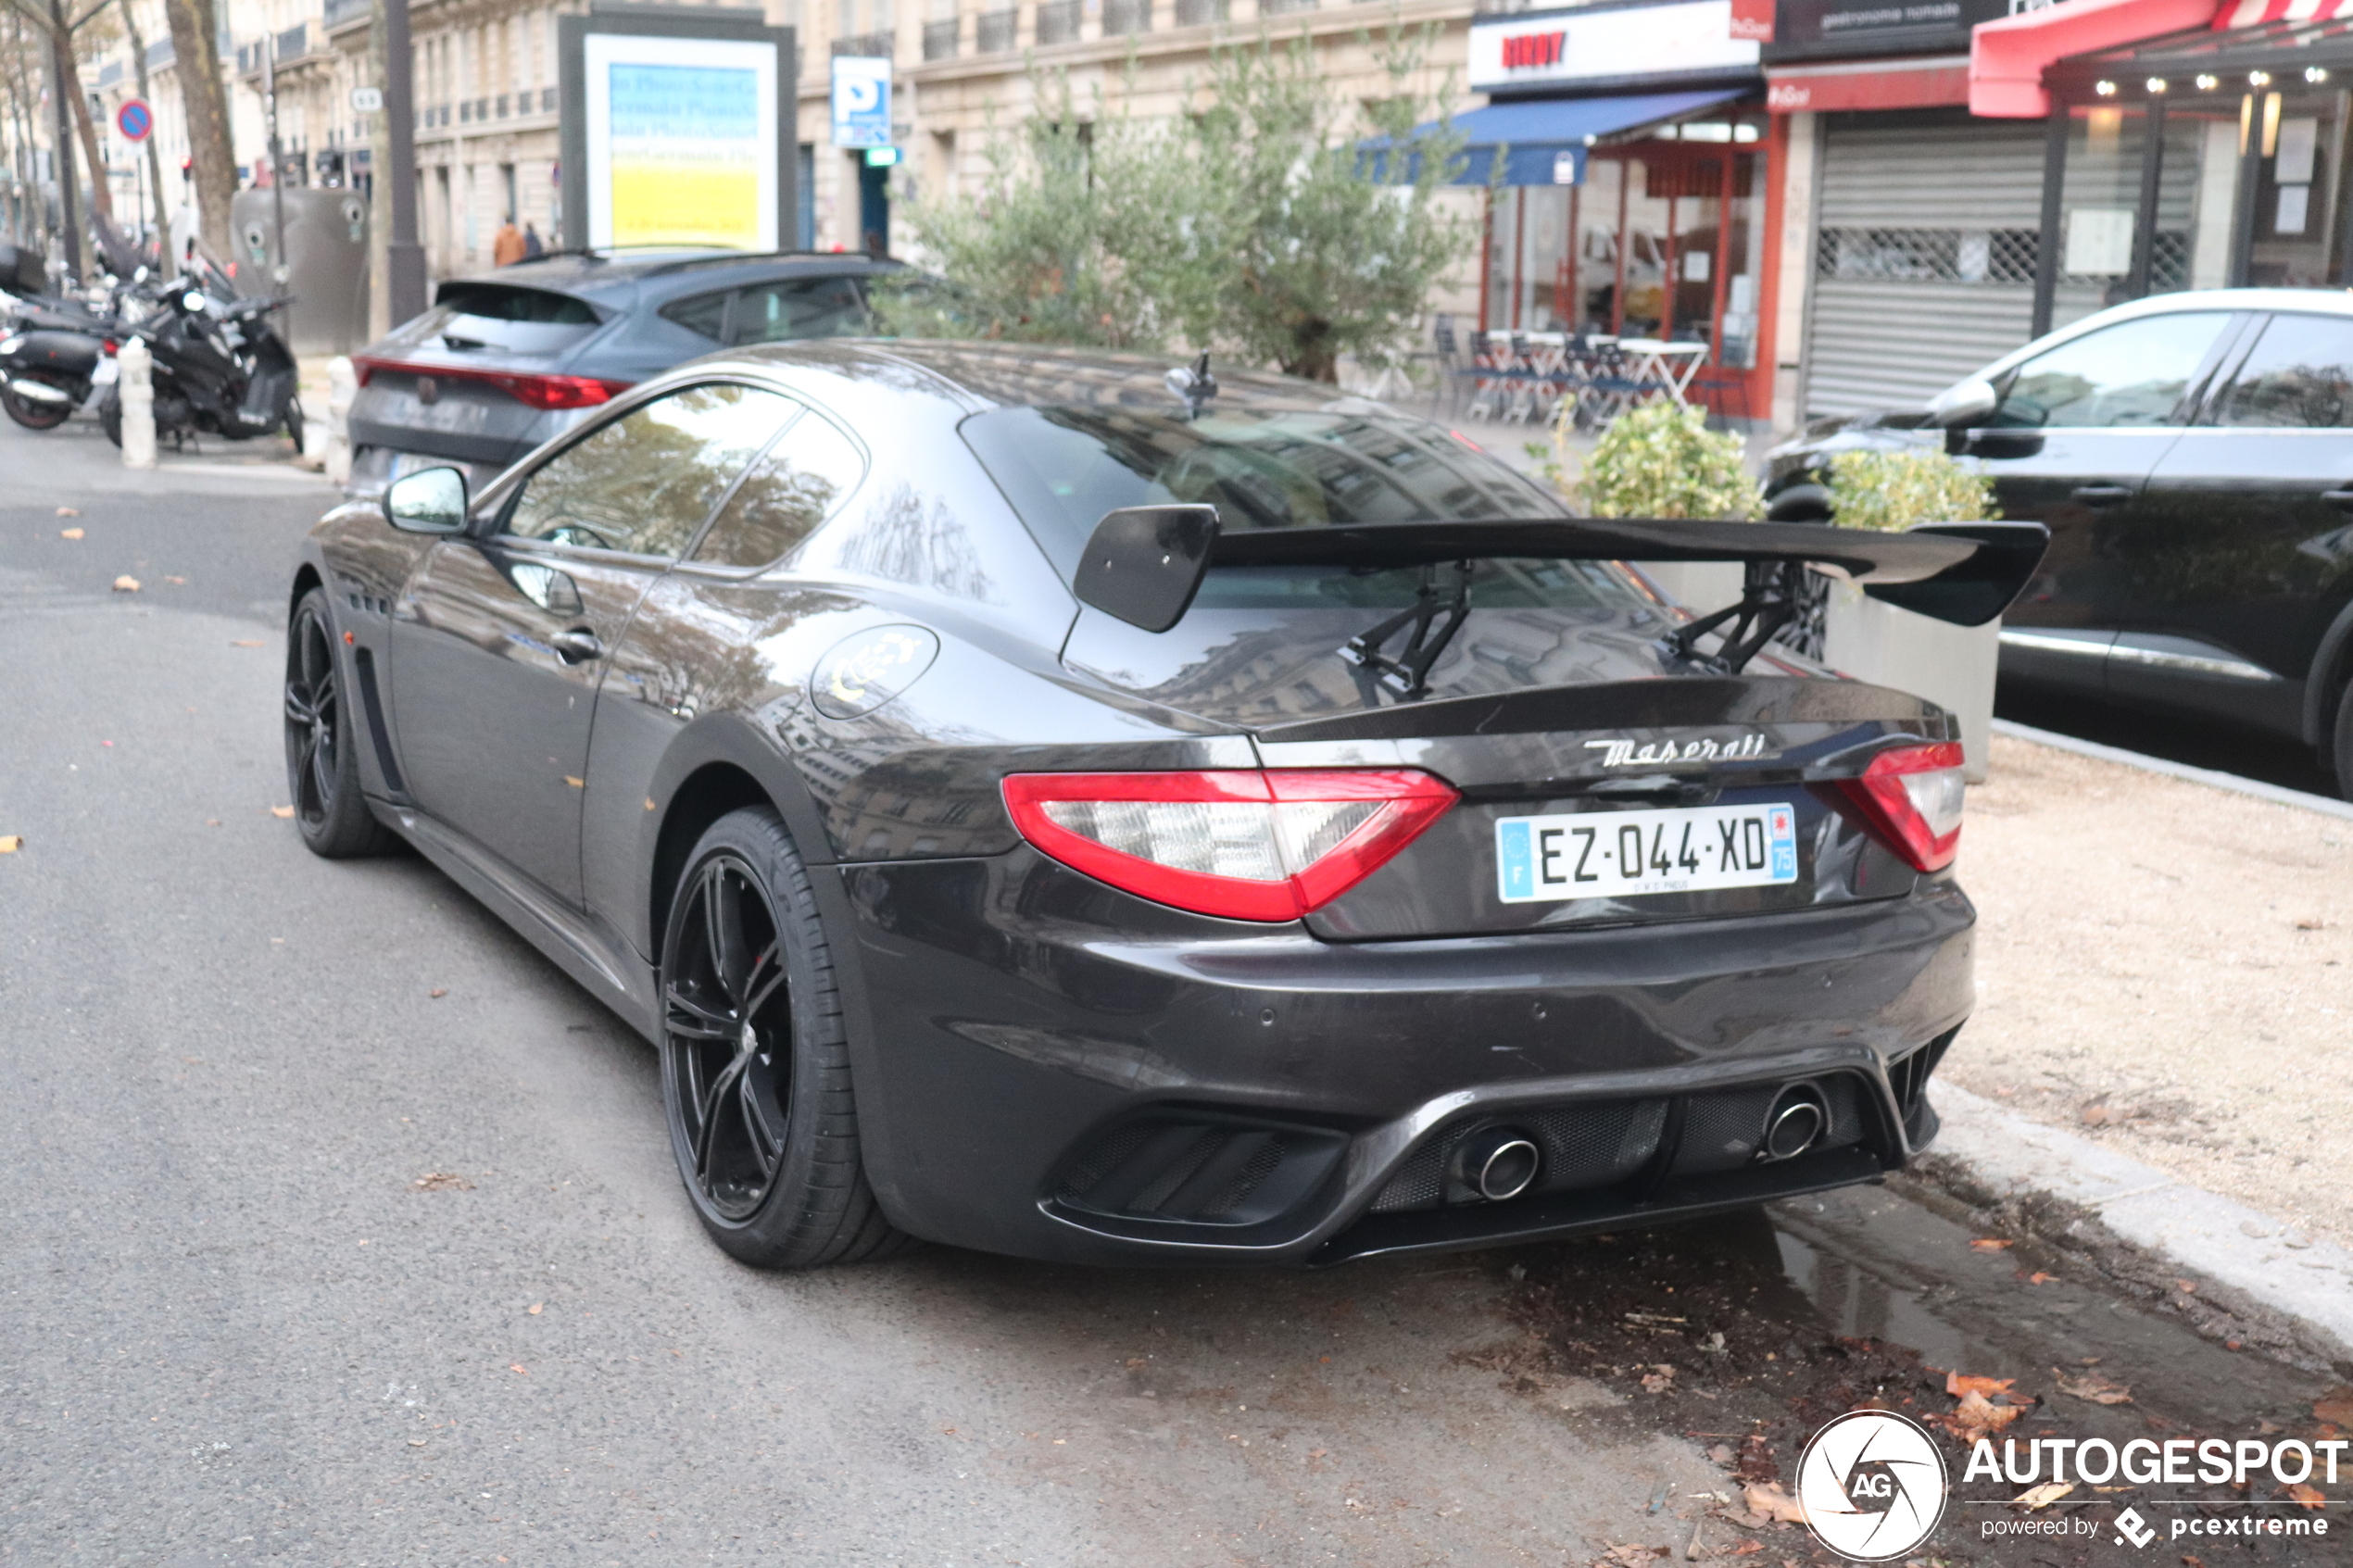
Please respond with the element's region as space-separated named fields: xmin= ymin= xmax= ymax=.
xmin=831 ymin=56 xmax=890 ymax=148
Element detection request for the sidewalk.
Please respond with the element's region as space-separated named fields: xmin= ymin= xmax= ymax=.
xmin=1945 ymin=730 xmax=2353 ymax=1255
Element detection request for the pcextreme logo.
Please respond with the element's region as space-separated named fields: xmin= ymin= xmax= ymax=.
xmin=1796 ymin=1411 xmax=1949 ymax=1561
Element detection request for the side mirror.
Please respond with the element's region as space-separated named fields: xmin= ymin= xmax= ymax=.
xmin=1071 ymin=505 xmax=1220 ymax=633
xmin=1928 ymin=377 xmax=1998 ymax=429
xmin=384 ymin=466 xmax=470 ymax=534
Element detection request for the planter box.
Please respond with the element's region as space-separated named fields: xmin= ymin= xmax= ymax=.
xmin=1637 ymin=561 xmax=1997 ymax=784
xmin=1821 ymin=579 xmax=1998 ymax=784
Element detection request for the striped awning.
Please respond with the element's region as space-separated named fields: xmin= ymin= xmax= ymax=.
xmin=2213 ymin=0 xmax=2353 ymax=26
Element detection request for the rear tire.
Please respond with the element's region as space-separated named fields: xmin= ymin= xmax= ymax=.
xmin=2331 ymin=678 xmax=2353 ymax=801
xmin=99 ymin=388 xmax=122 ymax=447
xmin=2 ymin=377 xmax=71 ymax=431
xmin=658 ymin=806 xmax=910 ymax=1269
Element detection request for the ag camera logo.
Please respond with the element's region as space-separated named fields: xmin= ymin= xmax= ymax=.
xmin=1796 ymin=1411 xmax=1949 ymax=1561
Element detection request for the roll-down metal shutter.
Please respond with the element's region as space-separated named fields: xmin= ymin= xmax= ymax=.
xmin=1803 ymin=112 xmax=2052 ymax=418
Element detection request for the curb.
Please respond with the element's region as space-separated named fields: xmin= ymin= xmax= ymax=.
xmin=1991 ymin=718 xmax=2353 ymax=822
xmin=1922 ymin=1083 xmax=2353 ymax=1370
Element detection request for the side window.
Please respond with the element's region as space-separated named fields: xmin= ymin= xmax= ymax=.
xmin=1993 ymin=312 xmax=2233 ymax=429
xmin=691 ymin=408 xmax=868 ymax=569
xmin=504 ymin=383 xmax=795 ymax=558
xmin=2212 ymin=315 xmax=2353 ymax=428
xmin=659 ymin=290 xmax=731 ymax=343
xmin=733 ymin=276 xmax=871 ymax=344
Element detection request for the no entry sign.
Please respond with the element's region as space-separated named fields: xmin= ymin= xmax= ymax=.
xmin=117 ymin=98 xmax=153 ymax=141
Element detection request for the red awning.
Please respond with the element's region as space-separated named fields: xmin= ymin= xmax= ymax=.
xmin=2212 ymin=0 xmax=2353 ymax=23
xmin=1971 ymin=0 xmax=2225 ymax=117
xmin=1767 ymin=55 xmax=1972 ymax=112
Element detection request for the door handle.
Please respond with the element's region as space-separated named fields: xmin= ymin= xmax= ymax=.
xmin=549 ymin=628 xmax=603 ymax=664
xmin=2322 ymin=489 xmax=2353 ymax=509
xmin=2070 ymin=484 xmax=2133 ymax=507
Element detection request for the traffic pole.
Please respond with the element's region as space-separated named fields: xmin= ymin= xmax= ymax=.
xmin=383 ymin=0 xmax=426 ymax=324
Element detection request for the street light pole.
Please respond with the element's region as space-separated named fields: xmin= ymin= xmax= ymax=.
xmin=382 ymin=0 xmax=424 ymax=321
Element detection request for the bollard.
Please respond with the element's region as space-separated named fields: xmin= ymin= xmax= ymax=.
xmin=325 ymin=355 xmax=357 ymax=486
xmin=118 ymin=337 xmax=157 ymax=470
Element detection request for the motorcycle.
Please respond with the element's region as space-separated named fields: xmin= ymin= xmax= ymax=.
xmin=0 ymin=289 xmax=120 ymax=432
xmin=98 ymin=276 xmax=302 ymax=452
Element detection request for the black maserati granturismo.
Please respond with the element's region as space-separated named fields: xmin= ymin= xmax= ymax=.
xmin=285 ymin=340 xmax=2044 ymax=1269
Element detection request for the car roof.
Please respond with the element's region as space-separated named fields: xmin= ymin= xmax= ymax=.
xmin=438 ymin=250 xmax=903 ymax=307
xmin=713 ymin=338 xmax=1359 ymax=415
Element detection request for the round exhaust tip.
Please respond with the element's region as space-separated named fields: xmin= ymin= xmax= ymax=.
xmin=1455 ymin=1126 xmax=1542 ymax=1202
xmin=1762 ymin=1084 xmax=1829 ymax=1162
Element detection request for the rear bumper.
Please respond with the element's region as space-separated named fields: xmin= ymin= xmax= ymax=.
xmin=837 ymin=851 xmax=1974 ymax=1266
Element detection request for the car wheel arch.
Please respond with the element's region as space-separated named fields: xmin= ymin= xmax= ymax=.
xmin=639 ymin=713 xmax=840 ymax=966
xmin=290 ymin=562 xmax=325 ymax=623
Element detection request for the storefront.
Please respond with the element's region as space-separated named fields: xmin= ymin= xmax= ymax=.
xmin=1765 ymin=0 xmax=2095 ymax=417
xmin=2029 ymin=8 xmax=2353 ymax=329
xmin=1463 ymin=0 xmax=1777 ymax=421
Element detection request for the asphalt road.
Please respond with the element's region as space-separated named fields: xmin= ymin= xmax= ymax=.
xmin=0 ymin=418 xmax=2334 ymax=1567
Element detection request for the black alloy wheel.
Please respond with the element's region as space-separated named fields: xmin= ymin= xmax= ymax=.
xmin=2 ymin=374 xmax=72 ymax=431
xmin=659 ymin=807 xmax=907 ymax=1268
xmin=283 ymin=587 xmax=392 ymax=858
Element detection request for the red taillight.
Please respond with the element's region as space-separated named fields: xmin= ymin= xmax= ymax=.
xmin=1833 ymin=741 xmax=1965 ymax=872
xmin=102 ymin=339 xmax=118 ymax=356
xmin=352 ymin=355 xmax=631 ymax=410
xmin=1001 ymin=770 xmax=1460 ymax=922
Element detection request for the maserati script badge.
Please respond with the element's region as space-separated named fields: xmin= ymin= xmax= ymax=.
xmin=1583 ymin=734 xmax=1770 ymax=768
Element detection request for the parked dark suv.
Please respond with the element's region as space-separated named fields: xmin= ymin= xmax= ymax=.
xmin=1767 ymin=289 xmax=2353 ymax=795
xmin=346 ymin=249 xmax=903 ymax=497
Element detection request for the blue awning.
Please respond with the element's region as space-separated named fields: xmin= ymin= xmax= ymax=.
xmin=1366 ymin=88 xmax=1747 ymax=187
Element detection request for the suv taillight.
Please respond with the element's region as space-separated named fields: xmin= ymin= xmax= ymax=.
xmin=1001 ymin=770 xmax=1460 ymax=922
xmin=1833 ymin=741 xmax=1965 ymax=872
xmin=351 ymin=355 xmax=632 ymax=409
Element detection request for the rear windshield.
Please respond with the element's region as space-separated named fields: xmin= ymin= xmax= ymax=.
xmin=962 ymin=403 xmax=1646 ymax=611
xmin=434 ymin=283 xmax=600 ymax=324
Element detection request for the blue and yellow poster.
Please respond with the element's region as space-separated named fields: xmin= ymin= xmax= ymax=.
xmin=583 ymin=34 xmax=778 ymax=251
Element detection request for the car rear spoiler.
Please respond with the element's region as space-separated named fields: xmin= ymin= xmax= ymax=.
xmin=1073 ymin=509 xmax=2048 ymax=691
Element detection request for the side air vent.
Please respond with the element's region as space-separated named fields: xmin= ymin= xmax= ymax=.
xmin=1055 ymin=1114 xmax=1347 ymax=1228
xmin=352 ymin=646 xmax=406 ymax=796
xmin=1889 ymin=1029 xmax=1956 ymax=1140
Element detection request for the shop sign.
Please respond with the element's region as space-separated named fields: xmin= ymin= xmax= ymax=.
xmin=1468 ymin=0 xmax=1761 ymax=92
xmin=1763 ymin=0 xmax=2073 ymax=62
xmin=1765 ymin=55 xmax=1973 ymax=108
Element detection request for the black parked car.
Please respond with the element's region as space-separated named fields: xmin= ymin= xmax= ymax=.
xmin=1768 ymin=288 xmax=2353 ymax=796
xmin=288 ymin=341 xmax=2040 ymax=1269
xmin=346 ymin=248 xmax=902 ymax=497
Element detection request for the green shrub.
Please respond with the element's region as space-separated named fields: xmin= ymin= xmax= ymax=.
xmin=1562 ymin=398 xmax=1761 ymax=521
xmin=1821 ymin=446 xmax=1999 ymax=532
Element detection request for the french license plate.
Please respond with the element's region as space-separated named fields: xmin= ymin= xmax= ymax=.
xmin=1495 ymin=803 xmax=1799 ymax=904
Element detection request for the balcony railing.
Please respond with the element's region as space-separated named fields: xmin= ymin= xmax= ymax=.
xmin=975 ymin=7 xmax=1017 ymax=49
xmin=832 ymin=30 xmax=894 ymax=56
xmin=1103 ymin=0 xmax=1150 ymax=34
xmin=923 ymin=17 xmax=958 ymax=58
xmin=1034 ymin=0 xmax=1080 ymax=44
xmin=1172 ymin=0 xmax=1226 ymax=25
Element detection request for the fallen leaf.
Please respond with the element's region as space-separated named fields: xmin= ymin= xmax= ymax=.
xmin=2285 ymin=1483 xmax=2325 ymax=1509
xmin=112 ymin=575 xmax=141 ymax=593
xmin=2026 ymin=1272 xmax=2057 ymax=1286
xmin=2054 ymin=1368 xmax=2133 ymax=1405
xmin=2012 ymin=1482 xmax=2074 ymax=1508
xmin=165 ymin=575 xmax=186 ymax=584
xmin=1600 ymin=1546 xmax=1667 ymax=1567
xmin=410 ymin=1172 xmax=472 ymax=1191
xmin=2183 ymin=1556 xmax=2207 ymax=1568
xmin=509 ymin=1363 xmax=527 ymax=1374
xmin=59 ymin=526 xmax=82 ymax=539
xmin=1743 ymin=1482 xmax=1806 ymax=1525
xmin=2313 ymin=1386 xmax=2353 ymax=1425
xmin=2296 ymin=918 xmax=2325 ymax=931
xmin=2080 ymin=1101 xmax=2121 ymax=1126
xmin=1726 ymin=1544 xmax=1763 ymax=1559
xmin=429 ymin=987 xmax=447 ymax=998
xmin=1969 ymin=1238 xmax=2014 ymax=1251
xmin=1934 ymin=1389 xmax=2027 ymax=1442
xmin=230 ymin=639 xmax=264 ymax=647
xmin=269 ymin=805 xmax=295 ymax=819
xmin=1946 ymin=1372 xmax=2017 ymax=1399
xmin=0 ymin=835 xmax=19 ymax=854
xmin=1641 ymin=1365 xmax=1677 ymax=1394
xmin=527 ymin=1303 xmax=544 ymax=1315
xmin=406 ymin=1438 xmax=426 ymax=1447
xmin=56 ymin=506 xmax=78 ymax=516
xmin=2175 ymin=1278 xmax=2198 ymax=1294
